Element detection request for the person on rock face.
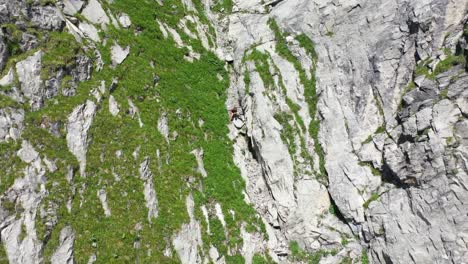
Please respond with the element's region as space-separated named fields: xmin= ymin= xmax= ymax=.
xmin=229 ymin=107 xmax=245 ymax=129
xmin=229 ymin=107 xmax=238 ymax=121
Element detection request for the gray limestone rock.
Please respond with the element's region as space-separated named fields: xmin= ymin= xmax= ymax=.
xmin=30 ymin=6 xmax=64 ymax=30
xmin=51 ymin=226 xmax=75 ymax=264
xmin=66 ymin=100 xmax=97 ymax=177
xmin=15 ymin=51 xmax=44 ymax=110
xmin=127 ymin=98 xmax=143 ymax=127
xmin=213 ymin=0 xmax=468 ymax=262
xmin=110 ymin=44 xmax=130 ymax=66
xmin=78 ymin=22 xmax=101 ymax=42
xmin=63 ymin=0 xmax=84 ymax=16
xmin=1 ymin=140 xmax=47 ymax=263
xmin=190 ymin=148 xmax=207 ymax=177
xmin=157 ymin=113 xmax=169 ymax=141
xmin=0 ymin=108 xmax=24 ymax=142
xmin=173 ymin=194 xmax=204 ymax=264
xmin=118 ymin=13 xmax=131 ymax=28
xmin=0 ymin=1 xmax=26 ymax=25
xmin=108 ymin=95 xmax=120 ymax=116
xmin=19 ymin=32 xmax=39 ymax=52
xmin=0 ymin=0 xmax=467 ymax=263
xmin=432 ymin=99 xmax=461 ymax=139
xmin=97 ymin=189 xmax=111 ymax=217
xmin=71 ymin=55 xmax=93 ymax=83
xmin=0 ymin=68 xmax=14 ymax=87
xmin=139 ymin=158 xmax=159 ymax=221
xmin=81 ymin=0 xmax=110 ymax=27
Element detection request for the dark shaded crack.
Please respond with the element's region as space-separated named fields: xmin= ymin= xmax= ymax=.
xmin=397 ymin=133 xmax=415 ymax=144
xmin=406 ymin=19 xmax=420 ymax=35
xmin=246 ymin=135 xmax=259 ymax=162
xmin=382 ymin=251 xmax=395 ymax=264
xmin=380 ymin=162 xmax=411 ymax=189
xmin=327 ymin=193 xmax=348 ymax=223
xmin=416 ymin=210 xmax=431 ymax=226
xmin=244 ymin=132 xmax=276 ymax=200
xmin=347 ymin=4 xmax=361 ymax=13
xmin=264 ymin=0 xmax=285 ymax=8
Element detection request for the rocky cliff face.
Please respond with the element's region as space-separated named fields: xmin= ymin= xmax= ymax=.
xmin=0 ymin=0 xmax=467 ymax=263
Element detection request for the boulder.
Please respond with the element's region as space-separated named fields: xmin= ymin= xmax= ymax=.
xmin=63 ymin=0 xmax=84 ymax=16
xmin=118 ymin=13 xmax=131 ymax=28
xmin=81 ymin=0 xmax=110 ymax=27
xmin=110 ymin=44 xmax=130 ymax=66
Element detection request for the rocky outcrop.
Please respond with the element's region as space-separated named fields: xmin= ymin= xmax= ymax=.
xmin=66 ymin=100 xmax=97 ymax=177
xmin=77 ymin=22 xmax=101 ymax=42
xmin=212 ymin=0 xmax=468 ymax=262
xmin=81 ymin=0 xmax=109 ymax=27
xmin=0 ymin=0 xmax=466 ymax=263
xmin=108 ymin=95 xmax=120 ymax=116
xmin=190 ymin=148 xmax=207 ymax=178
xmin=15 ymin=51 xmax=44 ymax=110
xmin=97 ymin=188 xmax=111 ymax=217
xmin=0 ymin=68 xmax=14 ymax=87
xmin=127 ymin=98 xmax=143 ymax=127
xmin=110 ymin=44 xmax=130 ymax=66
xmin=50 ymin=226 xmax=75 ymax=264
xmin=63 ymin=0 xmax=84 ymax=16
xmin=0 ymin=108 xmax=24 ymax=142
xmin=118 ymin=13 xmax=131 ymax=28
xmin=366 ymin=67 xmax=468 ymax=263
xmin=216 ymin=2 xmax=360 ymax=261
xmin=30 ymin=5 xmax=64 ymax=30
xmin=139 ymin=158 xmax=159 ymax=221
xmin=173 ymin=194 xmax=204 ymax=264
xmin=157 ymin=113 xmax=169 ymax=141
xmin=0 ymin=0 xmax=64 ymax=30
xmin=1 ymin=141 xmax=48 ymax=263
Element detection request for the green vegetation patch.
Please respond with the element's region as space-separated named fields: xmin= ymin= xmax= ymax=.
xmin=361 ymin=249 xmax=369 ymax=264
xmin=289 ymin=241 xmax=337 ymax=264
xmin=8 ymin=0 xmax=266 ymax=262
xmin=0 ymin=141 xmax=25 ymax=194
xmin=41 ymin=31 xmax=83 ymax=79
xmin=363 ymin=193 xmax=380 ymax=209
xmin=212 ymin=0 xmax=234 ymax=14
xmin=415 ymin=49 xmax=466 ymax=80
xmin=432 ymin=49 xmax=466 ymax=77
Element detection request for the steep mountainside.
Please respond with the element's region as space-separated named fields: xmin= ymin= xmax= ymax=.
xmin=0 ymin=0 xmax=467 ymax=263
